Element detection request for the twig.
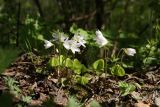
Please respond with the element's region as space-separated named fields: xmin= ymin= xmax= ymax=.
xmin=69 ymin=11 xmax=96 ymax=22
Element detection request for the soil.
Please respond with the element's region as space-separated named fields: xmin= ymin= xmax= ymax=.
xmin=0 ymin=52 xmax=160 ymax=107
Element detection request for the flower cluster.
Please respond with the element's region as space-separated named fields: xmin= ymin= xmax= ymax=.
xmin=44 ymin=30 xmax=136 ymax=56
xmin=44 ymin=32 xmax=86 ymax=54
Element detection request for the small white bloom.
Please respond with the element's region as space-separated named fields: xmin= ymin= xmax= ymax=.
xmin=63 ymin=39 xmax=80 ymax=54
xmin=52 ymin=33 xmax=58 ymax=41
xmin=72 ymin=34 xmax=86 ymax=47
xmin=60 ymin=33 xmax=68 ymax=42
xmin=44 ymin=40 xmax=53 ymax=49
xmin=124 ymin=48 xmax=136 ymax=56
xmin=95 ymin=30 xmax=108 ymax=47
xmin=52 ymin=32 xmax=68 ymax=43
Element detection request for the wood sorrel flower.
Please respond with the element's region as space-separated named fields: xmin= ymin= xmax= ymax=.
xmin=95 ymin=30 xmax=108 ymax=47
xmin=63 ymin=39 xmax=81 ymax=54
xmin=44 ymin=40 xmax=53 ymax=49
xmin=124 ymin=48 xmax=136 ymax=56
xmin=52 ymin=32 xmax=68 ymax=43
xmin=72 ymin=34 xmax=86 ymax=47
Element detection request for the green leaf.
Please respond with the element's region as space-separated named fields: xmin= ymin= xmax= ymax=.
xmin=70 ymin=59 xmax=87 ymax=75
xmin=93 ymin=59 xmax=104 ymax=71
xmin=73 ymin=69 xmax=82 ymax=75
xmin=22 ymin=96 xmax=32 ymax=103
xmin=69 ymin=24 xmax=77 ymax=34
xmin=81 ymin=64 xmax=87 ymax=73
xmin=48 ymin=57 xmax=59 ymax=67
xmin=58 ymin=55 xmax=65 ymax=66
xmin=76 ymin=76 xmax=90 ymax=85
xmin=33 ymin=34 xmax=44 ymax=41
xmin=143 ymin=57 xmax=157 ymax=65
xmin=118 ymin=82 xmax=136 ymax=96
xmin=119 ymin=81 xmax=129 ymax=91
xmin=90 ymin=100 xmax=101 ymax=107
xmin=67 ymin=96 xmax=81 ymax=107
xmin=72 ymin=59 xmax=82 ymax=69
xmin=111 ymin=64 xmax=125 ymax=76
xmin=69 ymin=24 xmax=91 ymax=42
xmin=49 ymin=55 xmax=66 ymax=67
xmin=77 ymin=28 xmax=90 ymax=40
xmin=65 ymin=58 xmax=73 ymax=68
xmin=122 ymin=84 xmax=136 ymax=96
xmin=110 ymin=55 xmax=120 ymax=63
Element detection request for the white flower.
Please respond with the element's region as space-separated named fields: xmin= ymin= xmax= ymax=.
xmin=95 ymin=30 xmax=108 ymax=47
xmin=44 ymin=40 xmax=53 ymax=49
xmin=72 ymin=34 xmax=86 ymax=47
xmin=60 ymin=33 xmax=68 ymax=42
xmin=52 ymin=33 xmax=58 ymax=41
xmin=52 ymin=32 xmax=68 ymax=43
xmin=63 ymin=39 xmax=81 ymax=54
xmin=124 ymin=48 xmax=136 ymax=56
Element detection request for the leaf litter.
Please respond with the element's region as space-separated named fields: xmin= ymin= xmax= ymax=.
xmin=0 ymin=52 xmax=160 ymax=107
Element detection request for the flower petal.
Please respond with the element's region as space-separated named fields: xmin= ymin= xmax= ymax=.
xmin=44 ymin=40 xmax=53 ymax=49
xmin=95 ymin=30 xmax=108 ymax=47
xmin=124 ymin=48 xmax=136 ymax=56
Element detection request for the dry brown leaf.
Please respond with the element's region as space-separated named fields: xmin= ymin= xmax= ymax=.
xmin=134 ymin=101 xmax=150 ymax=107
xmin=154 ymin=97 xmax=160 ymax=107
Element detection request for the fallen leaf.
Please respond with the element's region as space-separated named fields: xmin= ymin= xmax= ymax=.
xmin=154 ymin=97 xmax=160 ymax=107
xmin=134 ymin=101 xmax=150 ymax=107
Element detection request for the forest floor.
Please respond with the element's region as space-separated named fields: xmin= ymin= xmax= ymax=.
xmin=0 ymin=52 xmax=160 ymax=107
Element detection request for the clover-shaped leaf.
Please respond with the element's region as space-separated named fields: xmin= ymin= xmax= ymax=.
xmin=93 ymin=59 xmax=104 ymax=71
xmin=65 ymin=58 xmax=73 ymax=68
xmin=76 ymin=76 xmax=90 ymax=85
xmin=49 ymin=56 xmax=59 ymax=67
xmin=111 ymin=64 xmax=125 ymax=76
xmin=118 ymin=81 xmax=136 ymax=96
xmin=73 ymin=59 xmax=82 ymax=69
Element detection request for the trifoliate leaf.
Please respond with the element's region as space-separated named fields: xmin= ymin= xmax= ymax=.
xmin=48 ymin=57 xmax=59 ymax=67
xmin=65 ymin=58 xmax=73 ymax=68
xmin=93 ymin=59 xmax=104 ymax=71
xmin=77 ymin=76 xmax=90 ymax=85
xmin=118 ymin=81 xmax=136 ymax=96
xmin=58 ymin=55 xmax=65 ymax=66
xmin=73 ymin=69 xmax=82 ymax=75
xmin=81 ymin=64 xmax=87 ymax=73
xmin=73 ymin=59 xmax=82 ymax=69
xmin=111 ymin=64 xmax=125 ymax=76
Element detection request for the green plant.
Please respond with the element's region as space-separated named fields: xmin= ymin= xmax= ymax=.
xmin=118 ymin=81 xmax=136 ymax=96
xmin=75 ymin=75 xmax=91 ymax=85
xmin=67 ymin=96 xmax=101 ymax=107
xmin=90 ymin=100 xmax=101 ymax=107
xmin=48 ymin=55 xmax=90 ymax=85
xmin=4 ymin=77 xmax=21 ymax=97
xmin=4 ymin=77 xmax=32 ymax=104
xmin=20 ymin=15 xmax=45 ymax=50
xmin=138 ymin=38 xmax=160 ymax=71
xmin=22 ymin=96 xmax=32 ymax=104
xmin=111 ymin=64 xmax=125 ymax=76
xmin=46 ymin=29 xmax=139 ymax=87
xmin=92 ymin=59 xmax=104 ymax=71
xmin=67 ymin=96 xmax=81 ymax=107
